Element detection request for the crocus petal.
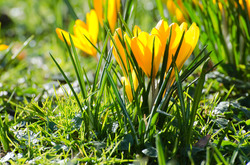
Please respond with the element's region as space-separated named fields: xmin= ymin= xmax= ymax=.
xmin=165 ymin=22 xmax=200 ymax=86
xmin=112 ymin=28 xmax=128 ymax=74
xmin=94 ymin=0 xmax=104 ymax=26
xmin=108 ymin=0 xmax=118 ymax=33
xmin=0 ymin=44 xmax=8 ymax=51
xmin=121 ymin=70 xmax=138 ymax=102
xmin=73 ymin=25 xmax=96 ymax=56
xmin=56 ymin=28 xmax=85 ymax=51
xmin=87 ymin=10 xmax=99 ymax=44
xmin=75 ymin=19 xmax=88 ymax=30
xmin=131 ymin=36 xmax=148 ymax=76
xmin=133 ymin=25 xmax=142 ymax=37
xmin=131 ymin=31 xmax=163 ymax=78
xmin=176 ymin=23 xmax=199 ymax=70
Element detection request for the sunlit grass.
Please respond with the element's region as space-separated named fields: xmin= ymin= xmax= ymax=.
xmin=0 ymin=0 xmax=249 ymax=164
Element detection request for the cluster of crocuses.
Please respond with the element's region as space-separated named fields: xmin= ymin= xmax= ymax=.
xmin=56 ymin=0 xmax=120 ymax=57
xmin=55 ymin=0 xmax=199 ymax=102
xmin=112 ymin=20 xmax=199 ymax=101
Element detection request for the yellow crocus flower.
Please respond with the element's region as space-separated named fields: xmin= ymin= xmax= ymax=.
xmin=131 ymin=31 xmax=163 ymax=78
xmin=166 ymin=22 xmax=199 ymax=84
xmin=112 ymin=28 xmax=138 ymax=102
xmin=121 ymin=71 xmax=138 ymax=102
xmin=93 ymin=0 xmax=120 ymax=33
xmin=133 ymin=25 xmax=142 ymax=37
xmin=151 ymin=20 xmax=199 ymax=85
xmin=112 ymin=28 xmax=132 ymax=74
xmin=0 ymin=44 xmax=8 ymax=51
xmin=167 ymin=22 xmax=199 ymax=71
xmin=56 ymin=10 xmax=99 ymax=57
xmin=151 ymin=20 xmax=170 ymax=55
xmin=166 ymin=0 xmax=187 ymax=23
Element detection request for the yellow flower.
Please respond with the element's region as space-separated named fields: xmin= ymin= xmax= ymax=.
xmin=121 ymin=71 xmax=138 ymax=102
xmin=131 ymin=30 xmax=163 ymax=78
xmin=94 ymin=0 xmax=120 ymax=33
xmin=150 ymin=20 xmax=199 ymax=84
xmin=112 ymin=28 xmax=138 ymax=102
xmin=0 ymin=44 xmax=8 ymax=51
xmin=133 ymin=25 xmax=142 ymax=37
xmin=112 ymin=28 xmax=132 ymax=74
xmin=168 ymin=22 xmax=199 ymax=71
xmin=56 ymin=10 xmax=99 ymax=57
xmin=167 ymin=22 xmax=199 ymax=84
xmin=166 ymin=0 xmax=186 ymax=23
xmin=151 ymin=20 xmax=170 ymax=55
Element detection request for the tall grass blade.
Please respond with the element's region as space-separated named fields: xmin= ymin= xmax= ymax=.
xmin=156 ymin=134 xmax=166 ymax=165
xmin=49 ymin=53 xmax=83 ymax=113
xmin=106 ymin=70 xmax=138 ymax=145
xmin=63 ymin=0 xmax=78 ymax=20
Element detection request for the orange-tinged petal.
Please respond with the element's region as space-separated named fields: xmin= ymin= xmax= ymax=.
xmin=87 ymin=10 xmax=99 ymax=44
xmin=155 ymin=19 xmax=169 ymax=32
xmin=131 ymin=36 xmax=148 ymax=76
xmin=116 ymin=0 xmax=120 ymax=12
xmin=132 ymin=31 xmax=163 ymax=78
xmin=0 ymin=44 xmax=8 ymax=51
xmin=165 ymin=22 xmax=200 ymax=86
xmin=112 ymin=28 xmax=127 ymax=74
xmin=247 ymin=0 xmax=250 ymax=19
xmin=94 ymin=0 xmax=104 ymax=26
xmin=147 ymin=35 xmax=163 ymax=78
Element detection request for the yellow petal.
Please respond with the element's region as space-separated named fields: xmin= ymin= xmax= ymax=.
xmin=133 ymin=25 xmax=142 ymax=37
xmin=146 ymin=35 xmax=162 ymax=78
xmin=176 ymin=23 xmax=199 ymax=70
xmin=87 ymin=10 xmax=99 ymax=44
xmin=56 ymin=28 xmax=85 ymax=51
xmin=108 ymin=0 xmax=118 ymax=33
xmin=75 ymin=19 xmax=88 ymax=29
xmin=155 ymin=19 xmax=169 ymax=32
xmin=132 ymin=70 xmax=138 ymax=92
xmin=0 ymin=44 xmax=8 ymax=51
xmin=73 ymin=25 xmax=96 ymax=56
xmin=121 ymin=76 xmax=133 ymax=102
xmin=121 ymin=70 xmax=138 ymax=102
xmin=131 ymin=36 xmax=148 ymax=76
xmin=166 ymin=23 xmax=183 ymax=71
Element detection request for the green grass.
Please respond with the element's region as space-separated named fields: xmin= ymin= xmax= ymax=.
xmin=0 ymin=0 xmax=250 ymax=164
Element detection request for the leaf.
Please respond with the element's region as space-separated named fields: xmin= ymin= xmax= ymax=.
xmin=118 ymin=134 xmax=134 ymax=151
xmin=193 ymin=135 xmax=211 ymax=148
xmin=142 ymin=147 xmax=157 ymax=158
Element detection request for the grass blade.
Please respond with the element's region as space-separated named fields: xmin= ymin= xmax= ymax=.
xmin=106 ymin=70 xmax=138 ymax=145
xmin=63 ymin=0 xmax=78 ymax=20
xmin=156 ymin=134 xmax=166 ymax=165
